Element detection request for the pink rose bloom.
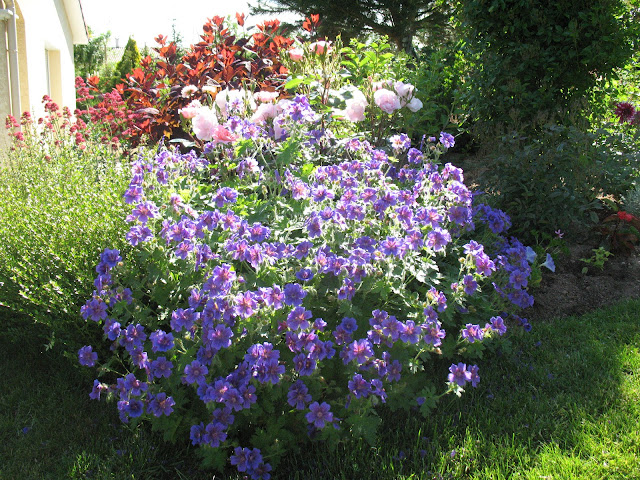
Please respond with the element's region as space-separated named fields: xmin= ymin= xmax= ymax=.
xmin=394 ymin=81 xmax=414 ymax=99
xmin=407 ymin=97 xmax=423 ymax=112
xmin=251 ymin=103 xmax=279 ymax=123
xmin=374 ymin=89 xmax=401 ymax=114
xmin=255 ymin=91 xmax=280 ymax=103
xmin=191 ymin=107 xmax=218 ymax=141
xmin=345 ymin=99 xmax=367 ymax=122
xmin=309 ymin=41 xmax=331 ymax=55
xmin=344 ymin=90 xmax=368 ymax=122
xmin=210 ymin=125 xmax=238 ymax=145
xmin=289 ymin=47 xmax=304 ymax=62
xmin=179 ymin=100 xmax=202 ymax=119
xmin=372 ymin=80 xmax=393 ymax=91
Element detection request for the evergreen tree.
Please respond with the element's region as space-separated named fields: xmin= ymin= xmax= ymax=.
xmin=250 ymin=0 xmax=451 ymax=54
xmin=74 ymin=28 xmax=111 ymax=78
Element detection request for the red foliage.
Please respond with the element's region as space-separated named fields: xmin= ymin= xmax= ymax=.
xmin=122 ymin=14 xmax=295 ymax=146
xmin=302 ymin=14 xmax=321 ymax=34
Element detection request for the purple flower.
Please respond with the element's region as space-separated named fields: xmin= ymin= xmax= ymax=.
xmin=81 ymin=297 xmax=108 ymax=322
xmin=426 ymin=227 xmax=451 ymax=252
xmin=348 ymin=374 xmax=371 ymax=399
xmin=287 ymin=380 xmax=312 ymax=410
xmin=123 ymin=185 xmax=143 ymax=204
xmin=422 ymin=320 xmax=445 ymax=347
xmin=126 ymin=225 xmax=153 ymax=246
xmin=230 ymin=447 xmax=252 ymax=473
xmin=296 ymin=268 xmax=315 ymax=282
xmin=128 ymin=201 xmax=159 ymax=224
xmin=78 ymin=345 xmax=97 ymax=367
xmin=293 ymin=353 xmax=316 ymax=376
xmin=284 ymin=283 xmax=307 ymax=306
xmin=184 ymin=360 xmax=208 ymax=385
xmin=448 ymin=363 xmax=472 ymax=387
xmin=340 ymin=317 xmax=358 ymax=334
xmin=487 ymin=316 xmax=507 ymax=335
xmin=234 ymin=291 xmax=258 ymax=318
xmin=287 ymin=306 xmax=312 ymax=330
xmin=389 ymin=133 xmax=411 ymax=151
xmin=469 ymin=365 xmax=480 ymax=387
xmin=148 ymin=392 xmax=175 ymax=417
xmin=345 ymin=339 xmax=374 ymax=365
xmin=262 ymin=285 xmax=284 ymax=310
xmin=541 ymin=253 xmax=556 ymax=272
xmin=386 ymin=360 xmax=402 ymax=382
xmin=203 ymin=421 xmax=227 ymax=447
xmin=150 ymin=356 xmax=173 ymax=379
xmin=89 ymin=379 xmax=106 ymax=400
xmin=306 ymin=401 xmax=334 ymax=429
xmin=100 ymin=248 xmax=122 ymax=269
xmin=150 ymin=330 xmax=174 ymax=352
xmin=462 ymin=274 xmax=478 ymax=295
xmin=123 ymin=373 xmax=148 ymax=396
xmin=407 ymin=147 xmax=423 ymax=163
xmin=461 ymin=324 xmax=484 ymax=343
xmin=119 ymin=398 xmax=144 ymax=418
xmin=190 ymin=423 xmax=205 ymax=445
xmin=439 ymin=132 xmax=455 ymax=149
xmin=206 ymin=324 xmax=234 ymax=350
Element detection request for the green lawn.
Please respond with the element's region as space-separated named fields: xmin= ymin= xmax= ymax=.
xmin=1 ymin=299 xmax=639 ymax=479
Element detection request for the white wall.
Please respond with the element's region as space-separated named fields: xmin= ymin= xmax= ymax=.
xmin=15 ymin=0 xmax=80 ymax=118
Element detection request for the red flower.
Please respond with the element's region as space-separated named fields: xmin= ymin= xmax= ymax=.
xmin=614 ymin=102 xmax=636 ymax=123
xmin=617 ymin=211 xmax=633 ymax=222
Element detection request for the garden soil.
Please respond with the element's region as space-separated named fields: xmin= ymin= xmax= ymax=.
xmin=527 ymin=242 xmax=640 ymax=322
xmin=451 ymin=153 xmax=640 ymax=322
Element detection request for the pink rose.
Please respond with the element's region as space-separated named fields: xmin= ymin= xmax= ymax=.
xmin=343 ymin=90 xmax=368 ymax=122
xmin=289 ymin=47 xmax=304 ymax=62
xmin=191 ymin=107 xmax=218 ymax=141
xmin=345 ymin=99 xmax=367 ymax=122
xmin=251 ymin=103 xmax=279 ymax=123
xmin=209 ymin=125 xmax=238 ymax=145
xmin=407 ymin=97 xmax=423 ymax=112
xmin=309 ymin=41 xmax=331 ymax=55
xmin=179 ymin=100 xmax=202 ymax=119
xmin=373 ymin=89 xmax=401 ymax=114
xmin=394 ymin=81 xmax=414 ymax=99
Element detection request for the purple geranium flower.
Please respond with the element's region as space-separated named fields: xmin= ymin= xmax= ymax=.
xmin=306 ymin=401 xmax=334 ymax=429
xmin=78 ymin=345 xmax=97 ymax=367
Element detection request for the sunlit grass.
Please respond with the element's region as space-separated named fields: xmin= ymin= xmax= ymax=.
xmin=1 ymin=298 xmax=639 ymax=479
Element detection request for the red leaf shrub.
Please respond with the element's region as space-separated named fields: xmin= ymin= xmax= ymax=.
xmin=122 ymin=15 xmax=294 ymax=146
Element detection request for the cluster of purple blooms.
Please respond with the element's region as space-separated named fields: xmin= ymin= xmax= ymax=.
xmin=78 ymin=95 xmax=536 ymax=477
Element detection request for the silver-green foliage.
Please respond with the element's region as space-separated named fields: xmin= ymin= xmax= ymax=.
xmin=0 ymin=131 xmax=130 ymax=347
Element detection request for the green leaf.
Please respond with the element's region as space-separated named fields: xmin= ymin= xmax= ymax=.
xmin=346 ymin=413 xmax=381 ymax=446
xmin=284 ymin=77 xmax=304 ymax=91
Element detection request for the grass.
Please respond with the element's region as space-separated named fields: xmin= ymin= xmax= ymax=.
xmin=1 ymin=298 xmax=639 ymax=479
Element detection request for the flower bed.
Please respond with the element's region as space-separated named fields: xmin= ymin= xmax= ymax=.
xmin=79 ymin=80 xmax=536 ymax=476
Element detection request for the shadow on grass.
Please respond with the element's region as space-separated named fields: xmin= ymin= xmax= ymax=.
xmin=0 ymin=309 xmax=208 ymax=480
xmin=1 ymin=300 xmax=639 ymax=479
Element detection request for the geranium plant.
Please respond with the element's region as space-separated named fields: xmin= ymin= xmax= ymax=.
xmin=78 ymin=85 xmax=535 ymax=477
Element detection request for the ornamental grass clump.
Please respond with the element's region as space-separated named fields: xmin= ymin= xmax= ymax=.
xmin=79 ymin=92 xmax=535 ymax=477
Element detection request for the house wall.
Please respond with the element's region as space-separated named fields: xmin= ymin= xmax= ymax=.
xmin=0 ymin=15 xmax=10 ymax=150
xmin=15 ymin=0 xmax=78 ymax=117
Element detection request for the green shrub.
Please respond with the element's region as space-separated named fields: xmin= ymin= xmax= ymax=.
xmin=458 ymin=0 xmax=638 ymax=138
xmin=479 ymin=123 xmax=640 ymax=241
xmin=0 ymin=102 xmax=132 ymax=350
